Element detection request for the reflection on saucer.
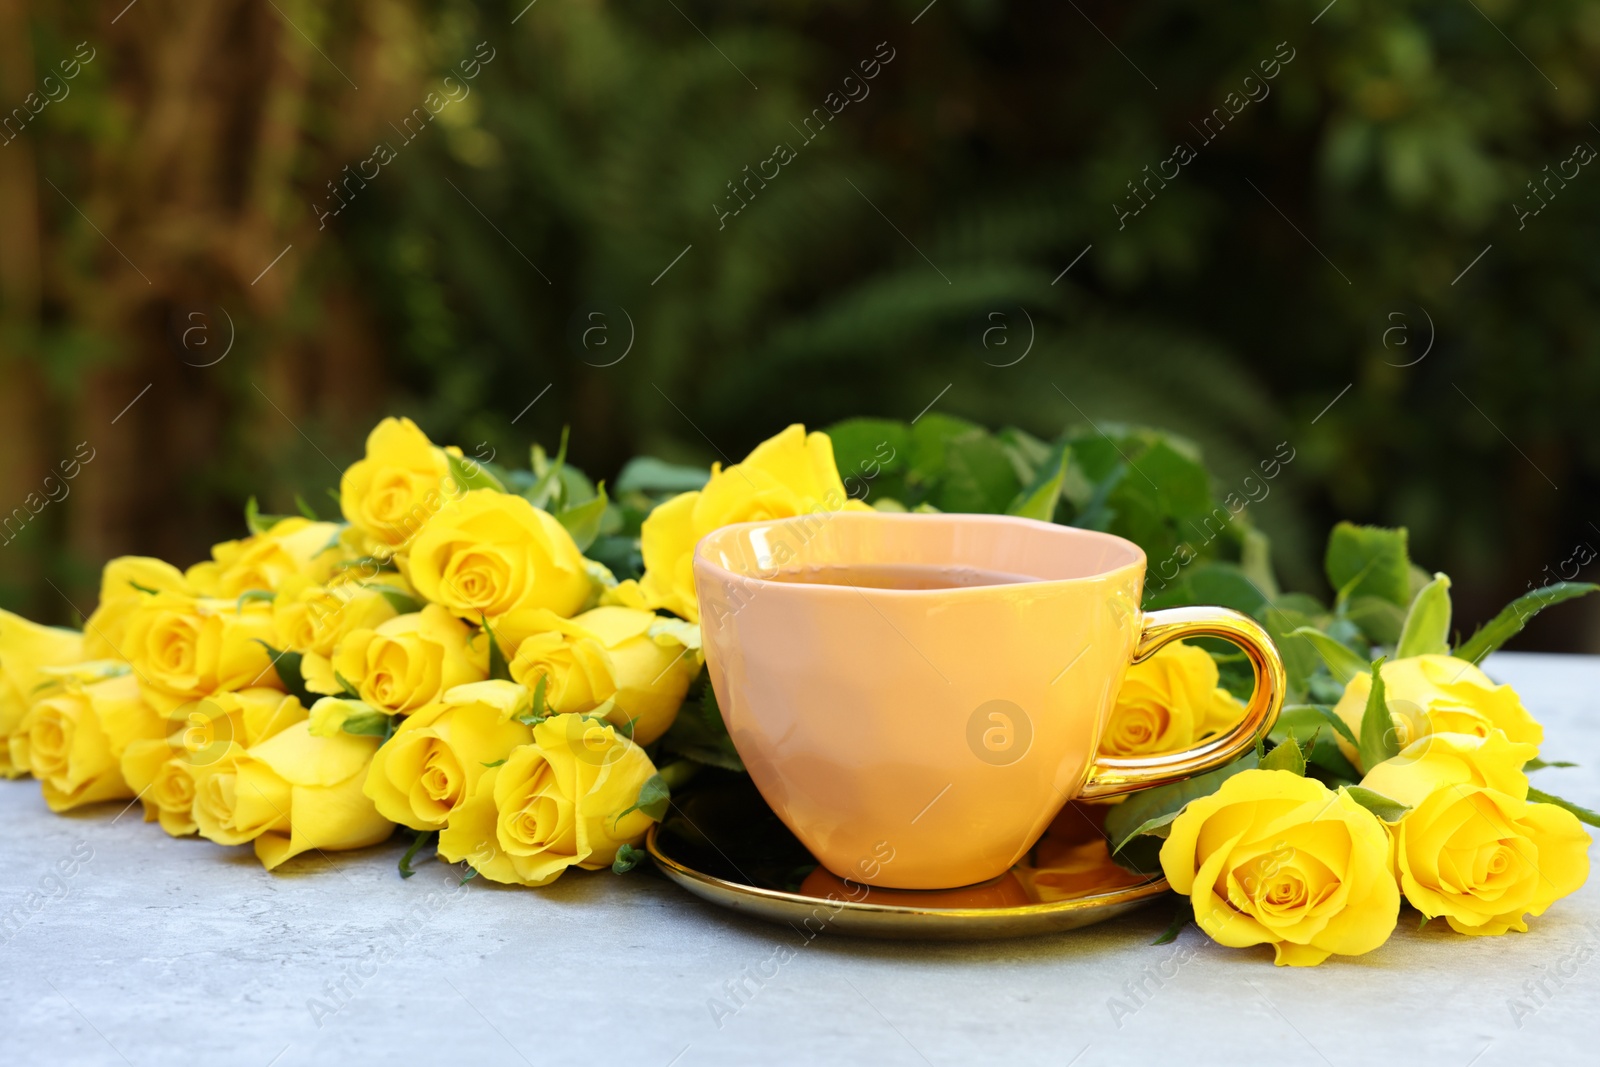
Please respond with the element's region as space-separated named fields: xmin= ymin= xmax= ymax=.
xmin=793 ymin=802 xmax=1153 ymax=907
xmin=1017 ymin=802 xmax=1154 ymax=902
xmin=798 ymin=866 xmax=1034 ymax=909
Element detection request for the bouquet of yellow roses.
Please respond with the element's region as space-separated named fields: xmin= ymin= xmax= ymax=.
xmin=0 ymin=418 xmax=854 ymax=885
xmin=0 ymin=413 xmax=1593 ymax=968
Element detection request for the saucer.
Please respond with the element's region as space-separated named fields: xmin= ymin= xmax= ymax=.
xmin=646 ymin=774 xmax=1170 ymax=940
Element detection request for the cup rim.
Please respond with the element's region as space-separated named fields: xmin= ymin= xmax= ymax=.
xmin=691 ymin=511 xmax=1147 ymax=597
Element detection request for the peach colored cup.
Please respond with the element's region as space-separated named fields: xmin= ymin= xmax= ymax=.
xmin=694 ymin=511 xmax=1284 ymax=891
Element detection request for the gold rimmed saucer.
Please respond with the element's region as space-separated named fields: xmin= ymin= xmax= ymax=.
xmin=646 ymin=775 xmax=1170 ymax=940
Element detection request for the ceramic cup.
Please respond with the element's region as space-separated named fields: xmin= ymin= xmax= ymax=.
xmin=693 ymin=511 xmax=1284 ymax=890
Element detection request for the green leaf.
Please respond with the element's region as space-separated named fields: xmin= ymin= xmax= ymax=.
xmin=128 ymin=580 xmax=160 ymax=595
xmin=1288 ymin=626 xmax=1371 ymax=684
xmin=1260 ymin=734 xmax=1307 ymax=775
xmin=557 ymin=482 xmax=609 ymax=551
xmin=1357 ymin=657 xmax=1400 ymax=774
xmin=1455 ymin=582 xmax=1600 ymax=665
xmin=1274 ymin=703 xmax=1358 ymax=748
xmin=614 ymin=456 xmax=711 ymax=495
xmin=333 ymin=670 xmax=361 ymax=699
xmin=448 ymin=450 xmax=507 ymax=494
xmin=1525 ymin=758 xmax=1577 ymax=771
xmin=245 ymin=496 xmax=291 ymax=536
xmin=658 ymin=677 xmax=744 ymax=771
xmin=1005 ymin=444 xmax=1070 ymax=521
xmin=398 ymin=830 xmax=436 ymax=879
xmin=1103 ymin=753 xmax=1258 ymax=874
xmin=1396 ymin=573 xmax=1452 ymax=658
xmin=1340 ymin=786 xmax=1410 ymax=824
xmin=294 ymin=493 xmax=320 ymax=521
xmin=931 ymin=430 xmax=1022 ymax=514
xmin=252 ymin=640 xmax=314 ymax=706
xmin=1326 ymin=522 xmax=1412 ymax=607
xmin=481 ymin=614 xmax=512 ymax=682
xmin=1526 ymin=786 xmax=1600 ymax=827
xmin=480 ymin=759 xmax=507 ymax=768
xmin=1342 ymin=595 xmax=1407 ymax=647
xmin=612 ymin=842 xmax=645 ymax=874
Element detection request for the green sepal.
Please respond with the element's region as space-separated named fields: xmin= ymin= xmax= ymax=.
xmin=1340 ymin=786 xmax=1410 ymax=824
xmin=617 ymin=772 xmax=671 ymax=823
xmin=375 ymin=586 xmax=422 ymax=614
xmin=1395 ymin=572 xmax=1452 ymax=658
xmin=448 ymin=450 xmax=507 ymax=494
xmin=398 ymin=829 xmax=437 ymax=879
xmin=1357 ymin=657 xmax=1399 ymax=774
xmin=1260 ymin=733 xmax=1307 ymax=776
xmin=252 ymin=640 xmax=315 ymax=706
xmin=341 ymin=709 xmax=397 ymax=740
xmin=1104 ymin=754 xmax=1258 ymax=874
xmin=236 ymin=589 xmax=276 ymax=612
xmin=612 ymin=843 xmax=645 ymax=874
xmin=524 ymin=427 xmax=570 ymax=509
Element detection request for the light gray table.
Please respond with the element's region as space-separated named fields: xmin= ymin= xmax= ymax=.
xmin=2 ymin=652 xmax=1595 ymax=1066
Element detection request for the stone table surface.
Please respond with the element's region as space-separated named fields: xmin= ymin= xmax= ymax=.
xmin=2 ymin=651 xmax=1596 ymax=1067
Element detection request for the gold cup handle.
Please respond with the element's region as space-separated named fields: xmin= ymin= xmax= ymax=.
xmin=1078 ymin=605 xmax=1286 ymax=800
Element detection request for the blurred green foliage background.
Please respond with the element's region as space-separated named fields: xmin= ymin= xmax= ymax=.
xmin=1 ymin=0 xmax=1596 ymax=648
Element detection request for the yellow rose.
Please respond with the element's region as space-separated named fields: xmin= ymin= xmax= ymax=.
xmin=123 ymin=593 xmax=282 ymax=709
xmin=632 ymin=424 xmax=871 ymax=622
xmin=406 ymin=489 xmax=591 ymax=630
xmin=186 ymin=517 xmax=345 ymax=598
xmin=191 ymin=720 xmax=392 ymax=870
xmin=83 ymin=556 xmax=189 ymax=659
xmin=1102 ymin=641 xmax=1245 ymax=757
xmin=1160 ymin=769 xmax=1400 ymax=966
xmin=1333 ymin=654 xmax=1543 ymax=770
xmin=121 ymin=689 xmax=308 ymax=837
xmin=21 ymin=668 xmax=163 ymax=812
xmin=362 ymin=679 xmax=534 ymax=830
xmin=328 ymin=604 xmax=488 ymax=713
xmin=507 ymin=607 xmax=698 ymax=744
xmin=436 ymin=714 xmax=659 ymax=887
xmin=1360 ymin=732 xmax=1590 ymax=935
xmin=340 ymin=416 xmax=454 ymax=551
xmin=0 ymin=609 xmax=85 ymax=777
xmin=273 ymin=575 xmax=404 ymax=690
